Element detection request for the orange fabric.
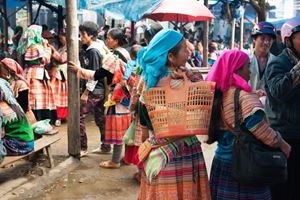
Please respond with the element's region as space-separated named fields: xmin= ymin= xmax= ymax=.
xmin=104 ymin=113 xmax=131 ymax=145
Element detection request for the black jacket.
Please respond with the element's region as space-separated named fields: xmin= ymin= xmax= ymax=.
xmin=80 ymin=44 xmax=104 ymax=95
xmin=265 ymin=49 xmax=300 ymax=139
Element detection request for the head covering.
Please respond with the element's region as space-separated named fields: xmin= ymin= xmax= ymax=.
xmin=252 ymin=21 xmax=276 ymax=39
xmin=205 ymin=50 xmax=251 ymax=93
xmin=0 ymin=78 xmax=25 ymax=121
xmin=1 ymin=58 xmax=29 ymax=86
xmin=137 ymin=29 xmax=183 ymax=90
xmin=24 ymin=44 xmax=45 ymax=61
xmin=281 ymin=16 xmax=300 ymax=42
xmin=17 ymin=25 xmax=43 ymax=55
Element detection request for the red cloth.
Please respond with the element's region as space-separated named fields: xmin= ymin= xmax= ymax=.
xmin=124 ymin=145 xmax=139 ymax=165
xmin=56 ymin=107 xmax=68 ymax=119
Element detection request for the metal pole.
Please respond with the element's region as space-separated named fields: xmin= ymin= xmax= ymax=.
xmin=66 ymin=0 xmax=80 ymax=158
xmin=203 ymin=0 xmax=209 ymax=67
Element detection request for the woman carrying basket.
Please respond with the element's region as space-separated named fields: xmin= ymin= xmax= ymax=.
xmin=205 ymin=50 xmax=291 ymax=200
xmin=136 ymin=29 xmax=211 ymax=200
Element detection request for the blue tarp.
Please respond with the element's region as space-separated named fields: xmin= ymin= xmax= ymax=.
xmin=44 ymin=0 xmax=162 ymax=21
xmin=90 ymin=0 xmax=162 ymax=21
xmin=6 ymin=0 xmax=26 ymax=9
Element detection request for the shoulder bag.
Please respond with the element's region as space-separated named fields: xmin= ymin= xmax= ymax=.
xmin=232 ymin=88 xmax=287 ymax=186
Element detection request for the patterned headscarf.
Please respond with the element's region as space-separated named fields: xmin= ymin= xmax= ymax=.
xmin=1 ymin=58 xmax=29 ymax=86
xmin=205 ymin=50 xmax=252 ymax=93
xmin=0 ymin=78 xmax=25 ymax=121
xmin=137 ymin=29 xmax=183 ymax=91
xmin=17 ymin=25 xmax=43 ymax=56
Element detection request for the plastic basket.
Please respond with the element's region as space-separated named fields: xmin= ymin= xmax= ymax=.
xmin=144 ymin=75 xmax=215 ymax=139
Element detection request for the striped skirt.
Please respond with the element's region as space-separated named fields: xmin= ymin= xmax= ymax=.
xmin=138 ymin=140 xmax=211 ymax=200
xmin=104 ymin=107 xmax=131 ymax=145
xmin=210 ymin=156 xmax=271 ymax=200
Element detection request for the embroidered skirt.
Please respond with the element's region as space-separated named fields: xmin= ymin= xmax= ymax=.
xmin=104 ymin=106 xmax=131 ymax=145
xmin=138 ymin=139 xmax=211 ymax=200
xmin=210 ymin=156 xmax=271 ymax=200
xmin=3 ymin=137 xmax=34 ymax=156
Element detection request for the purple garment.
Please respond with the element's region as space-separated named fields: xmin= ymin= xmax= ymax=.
xmin=3 ymin=137 xmax=34 ymax=156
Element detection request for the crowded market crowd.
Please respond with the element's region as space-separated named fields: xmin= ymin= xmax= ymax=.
xmin=0 ymin=15 xmax=299 ymax=200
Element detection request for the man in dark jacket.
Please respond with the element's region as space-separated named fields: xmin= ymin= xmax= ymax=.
xmin=265 ymin=16 xmax=300 ymax=200
xmin=79 ymin=21 xmax=110 ymax=157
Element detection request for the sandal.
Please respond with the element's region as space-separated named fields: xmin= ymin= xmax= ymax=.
xmin=99 ymin=160 xmax=120 ymax=169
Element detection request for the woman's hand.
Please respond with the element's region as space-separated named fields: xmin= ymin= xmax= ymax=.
xmin=256 ymin=89 xmax=266 ymax=97
xmin=68 ymin=61 xmax=81 ymax=73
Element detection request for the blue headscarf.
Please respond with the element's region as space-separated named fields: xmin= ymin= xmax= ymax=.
xmin=137 ymin=29 xmax=183 ymax=91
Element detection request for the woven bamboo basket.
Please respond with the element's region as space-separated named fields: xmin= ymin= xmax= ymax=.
xmin=144 ymin=75 xmax=216 ymax=139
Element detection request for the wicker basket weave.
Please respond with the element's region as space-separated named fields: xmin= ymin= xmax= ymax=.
xmin=144 ymin=76 xmax=215 ymax=139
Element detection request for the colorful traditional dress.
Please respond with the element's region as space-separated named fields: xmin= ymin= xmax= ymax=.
xmin=51 ymin=45 xmax=68 ymax=120
xmin=0 ymin=78 xmax=34 ymax=156
xmin=1 ymin=58 xmax=30 ymax=112
xmin=17 ymin=25 xmax=56 ymax=124
xmin=209 ymin=87 xmax=280 ymax=200
xmin=104 ymin=47 xmax=132 ymax=145
xmin=24 ymin=45 xmax=57 ymax=124
xmin=137 ymin=82 xmax=211 ymax=200
xmin=136 ymin=29 xmax=211 ymax=199
xmin=205 ymin=50 xmax=281 ymax=200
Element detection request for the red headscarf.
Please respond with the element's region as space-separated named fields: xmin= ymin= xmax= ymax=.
xmin=1 ymin=58 xmax=29 ymax=86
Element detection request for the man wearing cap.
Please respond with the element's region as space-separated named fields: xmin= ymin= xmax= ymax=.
xmin=249 ymin=21 xmax=277 ymax=102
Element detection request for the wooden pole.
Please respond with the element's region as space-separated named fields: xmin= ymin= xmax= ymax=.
xmin=57 ymin=5 xmax=64 ymax=32
xmin=240 ymin=16 xmax=244 ymax=50
xmin=27 ymin=0 xmax=33 ymax=25
xmin=130 ymin=21 xmax=135 ymax=44
xmin=203 ymin=0 xmax=209 ymax=67
xmin=66 ymin=0 xmax=80 ymax=158
xmin=239 ymin=5 xmax=245 ymax=50
xmin=230 ymin=18 xmax=236 ymax=49
xmin=3 ymin=0 xmax=8 ymax=52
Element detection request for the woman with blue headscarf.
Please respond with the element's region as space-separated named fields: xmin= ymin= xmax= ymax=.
xmin=136 ymin=29 xmax=211 ymax=200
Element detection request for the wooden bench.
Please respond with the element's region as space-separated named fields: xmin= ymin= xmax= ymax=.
xmin=0 ymin=133 xmax=61 ymax=168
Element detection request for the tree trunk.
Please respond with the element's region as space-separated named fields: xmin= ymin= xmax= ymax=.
xmin=248 ymin=0 xmax=267 ymax=22
xmin=66 ymin=0 xmax=80 ymax=158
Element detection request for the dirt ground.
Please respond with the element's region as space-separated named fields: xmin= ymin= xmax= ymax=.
xmin=1 ymin=116 xmax=216 ymax=200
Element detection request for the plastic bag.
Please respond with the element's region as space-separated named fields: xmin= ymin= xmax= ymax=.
xmin=123 ymin=121 xmax=135 ymax=146
xmin=31 ymin=119 xmax=53 ymax=134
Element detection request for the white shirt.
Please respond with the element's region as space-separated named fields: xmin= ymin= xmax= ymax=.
xmin=249 ymin=52 xmax=276 ymax=91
